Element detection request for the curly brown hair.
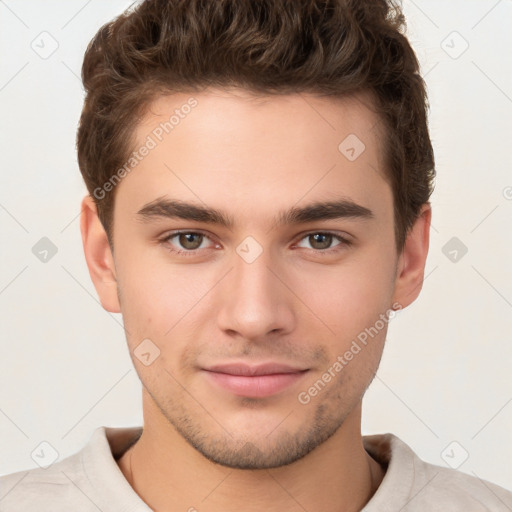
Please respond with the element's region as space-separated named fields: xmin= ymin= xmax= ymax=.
xmin=77 ymin=0 xmax=435 ymax=250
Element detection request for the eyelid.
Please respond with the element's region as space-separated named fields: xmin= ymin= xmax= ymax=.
xmin=293 ymin=229 xmax=353 ymax=242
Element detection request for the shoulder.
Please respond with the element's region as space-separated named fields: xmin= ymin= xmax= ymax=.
xmin=363 ymin=433 xmax=512 ymax=511
xmin=0 ymin=451 xmax=95 ymax=512
xmin=0 ymin=426 xmax=145 ymax=512
xmin=414 ymin=462 xmax=512 ymax=510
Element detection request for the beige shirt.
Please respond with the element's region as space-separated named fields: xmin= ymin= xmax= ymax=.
xmin=1 ymin=426 xmax=511 ymax=511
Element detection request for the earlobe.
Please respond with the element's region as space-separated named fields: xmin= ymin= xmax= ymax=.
xmin=80 ymin=195 xmax=121 ymax=313
xmin=392 ymin=204 xmax=431 ymax=309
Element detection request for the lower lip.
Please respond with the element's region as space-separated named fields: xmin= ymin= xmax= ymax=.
xmin=203 ymin=370 xmax=308 ymax=398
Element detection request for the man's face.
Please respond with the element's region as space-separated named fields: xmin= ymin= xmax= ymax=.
xmin=107 ymin=89 xmax=401 ymax=468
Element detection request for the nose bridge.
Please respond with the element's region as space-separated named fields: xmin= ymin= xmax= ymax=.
xmin=216 ymin=244 xmax=295 ymax=339
xmin=233 ymin=248 xmax=276 ymax=301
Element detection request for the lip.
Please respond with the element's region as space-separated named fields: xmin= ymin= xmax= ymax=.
xmin=202 ymin=362 xmax=309 ymax=398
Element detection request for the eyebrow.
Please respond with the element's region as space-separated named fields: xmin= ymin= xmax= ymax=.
xmin=136 ymin=196 xmax=374 ymax=228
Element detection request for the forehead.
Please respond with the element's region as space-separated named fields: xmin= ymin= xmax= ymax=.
xmin=115 ymin=88 xmax=390 ymax=224
xmin=140 ymin=88 xmax=383 ymax=154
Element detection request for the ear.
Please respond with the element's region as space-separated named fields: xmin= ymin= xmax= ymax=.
xmin=392 ymin=203 xmax=431 ymax=309
xmin=80 ymin=195 xmax=121 ymax=313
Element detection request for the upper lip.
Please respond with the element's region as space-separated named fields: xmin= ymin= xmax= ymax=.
xmin=204 ymin=362 xmax=308 ymax=376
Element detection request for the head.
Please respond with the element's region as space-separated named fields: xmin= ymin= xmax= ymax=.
xmin=79 ymin=0 xmax=434 ymax=469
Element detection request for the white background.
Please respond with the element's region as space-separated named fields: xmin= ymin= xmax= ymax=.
xmin=0 ymin=0 xmax=511 ymax=492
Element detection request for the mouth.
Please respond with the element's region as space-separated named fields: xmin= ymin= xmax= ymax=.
xmin=202 ymin=362 xmax=309 ymax=398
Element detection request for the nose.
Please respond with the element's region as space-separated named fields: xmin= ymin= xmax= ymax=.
xmin=216 ymin=246 xmax=296 ymax=342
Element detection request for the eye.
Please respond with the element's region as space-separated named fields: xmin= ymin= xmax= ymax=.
xmin=295 ymin=232 xmax=350 ymax=251
xmin=159 ymin=230 xmax=351 ymax=257
xmin=160 ymin=231 xmax=217 ymax=255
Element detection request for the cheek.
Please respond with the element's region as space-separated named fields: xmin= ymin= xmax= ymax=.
xmin=292 ymin=250 xmax=397 ymax=340
xmin=118 ymin=276 xmax=170 ymax=338
xmin=116 ymin=254 xmax=210 ymax=339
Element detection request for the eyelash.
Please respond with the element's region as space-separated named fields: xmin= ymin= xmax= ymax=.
xmin=158 ymin=230 xmax=352 ymax=257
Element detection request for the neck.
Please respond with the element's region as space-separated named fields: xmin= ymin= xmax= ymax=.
xmin=117 ymin=399 xmax=385 ymax=512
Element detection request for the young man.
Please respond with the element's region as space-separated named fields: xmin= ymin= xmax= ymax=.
xmin=1 ymin=0 xmax=511 ymax=510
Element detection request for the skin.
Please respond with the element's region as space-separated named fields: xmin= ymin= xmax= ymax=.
xmin=81 ymin=88 xmax=431 ymax=512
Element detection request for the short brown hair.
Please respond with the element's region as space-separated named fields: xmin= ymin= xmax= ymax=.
xmin=77 ymin=0 xmax=435 ymax=250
